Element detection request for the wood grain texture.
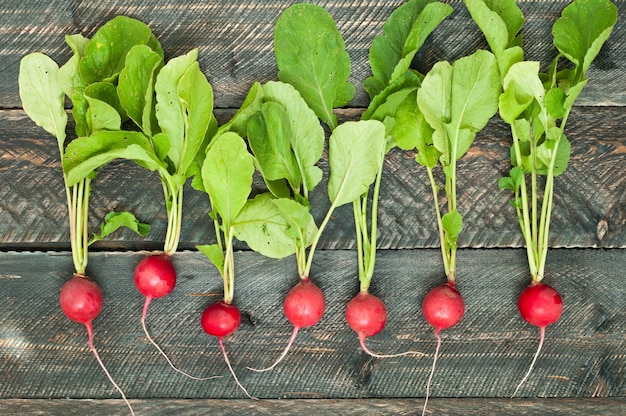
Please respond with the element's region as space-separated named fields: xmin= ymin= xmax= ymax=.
xmin=0 ymin=250 xmax=624 ymax=400
xmin=1 ymin=0 xmax=624 ymax=109
xmin=1 ymin=107 xmax=624 ymax=249
xmin=0 ymin=397 xmax=625 ymax=416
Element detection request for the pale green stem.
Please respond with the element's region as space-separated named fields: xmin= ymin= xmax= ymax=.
xmin=164 ymin=186 xmax=184 ymax=255
xmin=353 ymin=199 xmax=366 ymax=286
xmin=426 ymin=167 xmax=452 ymax=281
xmin=363 ymin=162 xmax=384 ymax=290
xmin=223 ymin=227 xmax=235 ymax=304
xmin=303 ymin=201 xmax=339 ymax=278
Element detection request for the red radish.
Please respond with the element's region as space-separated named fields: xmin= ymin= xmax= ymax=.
xmin=511 ymin=282 xmax=563 ymax=397
xmin=421 ymin=282 xmax=465 ymax=416
xmin=134 ymin=253 xmax=216 ymax=381
xmin=248 ymin=277 xmax=325 ymax=372
xmin=201 ymin=301 xmax=255 ymax=399
xmin=59 ymin=275 xmax=135 ymax=416
xmin=345 ymin=292 xmax=425 ymax=358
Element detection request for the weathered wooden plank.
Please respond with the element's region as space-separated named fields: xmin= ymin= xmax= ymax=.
xmin=2 ymin=0 xmax=624 ymax=109
xmin=0 ymin=250 xmax=624 ymax=400
xmin=1 ymin=107 xmax=624 ymax=249
xmin=1 ymin=397 xmax=625 ymax=416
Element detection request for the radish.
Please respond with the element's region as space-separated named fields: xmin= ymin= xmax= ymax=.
xmin=409 ymin=48 xmax=500 ymax=416
xmin=200 ymin=301 xmax=254 ymax=398
xmin=134 ymin=253 xmax=217 ymax=380
xmin=473 ymin=0 xmax=616 ymax=397
xmin=421 ymin=282 xmax=465 ymax=415
xmin=511 ymin=282 xmax=563 ymax=397
xmin=248 ymin=277 xmax=325 ymax=372
xmin=59 ymin=275 xmax=134 ymax=415
xmin=345 ymin=292 xmax=426 ymax=359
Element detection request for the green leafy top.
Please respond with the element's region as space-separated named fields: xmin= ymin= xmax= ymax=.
xmin=480 ymin=0 xmax=618 ymax=282
xmin=274 ymin=3 xmax=354 ymax=130
xmin=364 ymin=0 xmax=453 ymax=99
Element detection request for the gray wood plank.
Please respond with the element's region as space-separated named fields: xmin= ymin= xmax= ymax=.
xmin=0 ymin=249 xmax=624 ymax=400
xmin=2 ymin=0 xmax=624 ymax=108
xmin=0 ymin=397 xmax=625 ymax=416
xmin=1 ymin=107 xmax=624 ymax=249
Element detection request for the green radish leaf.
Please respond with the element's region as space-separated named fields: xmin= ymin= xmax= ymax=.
xmin=79 ymin=16 xmax=160 ymax=84
xmin=58 ymin=34 xmax=90 ymax=97
xmin=464 ymin=0 xmax=524 ymax=54
xmin=362 ymin=70 xmax=422 ymax=121
xmin=201 ymin=132 xmax=254 ymax=229
xmin=262 ymin=81 xmax=325 ymax=193
xmin=118 ymin=44 xmax=163 ymax=136
xmin=84 ymin=82 xmax=123 ymax=131
xmin=271 ymin=197 xmax=318 ymax=246
xmin=442 ymin=209 xmax=462 ymax=248
xmin=233 ymin=193 xmax=296 ymax=259
xmin=499 ymin=61 xmax=544 ymax=124
xmin=63 ymin=130 xmax=166 ymax=185
xmin=219 ymin=82 xmax=264 ymax=137
xmin=418 ymin=50 xmax=500 ymax=164
xmin=274 ymin=3 xmax=354 ymax=129
xmin=536 ymin=132 xmax=571 ymax=177
xmin=327 ymin=120 xmax=387 ymax=207
xmin=177 ymin=61 xmax=215 ymax=177
xmin=553 ymin=0 xmax=617 ymax=77
xmin=90 ymin=211 xmax=151 ymax=244
xmin=197 ymin=244 xmax=225 ymax=276
xmin=155 ymin=49 xmax=199 ymax=169
xmin=545 ymin=87 xmax=566 ymax=119
xmin=364 ymin=0 xmax=452 ymax=99
xmin=247 ymin=101 xmax=301 ymax=190
xmin=18 ymin=53 xmax=67 ymax=146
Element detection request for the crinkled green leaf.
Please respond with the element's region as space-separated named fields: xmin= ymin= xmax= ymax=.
xmin=327 ymin=120 xmax=387 ymax=206
xmin=90 ymin=211 xmax=151 ymax=244
xmin=84 ymin=82 xmax=123 ymax=131
xmin=118 ymin=44 xmax=163 ymax=136
xmin=418 ymin=50 xmax=500 ymax=164
xmin=274 ymin=3 xmax=354 ymax=129
xmin=155 ymin=49 xmax=199 ymax=168
xmin=553 ymin=0 xmax=617 ymax=77
xmin=58 ymin=34 xmax=90 ymax=97
xmin=63 ymin=130 xmax=166 ymax=185
xmin=362 ymin=70 xmax=422 ymax=121
xmin=79 ymin=16 xmax=159 ymax=84
xmin=177 ymin=61 xmax=215 ymax=177
xmin=262 ymin=81 xmax=325 ymax=193
xmin=248 ymin=101 xmax=301 ymax=190
xmin=271 ymin=198 xmax=317 ymax=247
xmin=364 ymin=0 xmax=452 ymax=99
xmin=219 ymin=82 xmax=264 ymax=137
xmin=201 ymin=132 xmax=254 ymax=229
xmin=233 ymin=193 xmax=296 ymax=259
xmin=18 ymin=53 xmax=67 ymax=148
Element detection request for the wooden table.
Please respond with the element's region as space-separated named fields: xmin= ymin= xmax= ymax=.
xmin=1 ymin=1 xmax=624 ymax=414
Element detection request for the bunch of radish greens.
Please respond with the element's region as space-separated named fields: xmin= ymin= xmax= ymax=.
xmin=17 ymin=16 xmax=170 ymax=415
xmin=268 ymin=0 xmax=459 ymax=361
xmin=465 ymin=0 xmax=616 ymax=397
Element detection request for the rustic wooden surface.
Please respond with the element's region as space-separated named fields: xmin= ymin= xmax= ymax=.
xmin=1 ymin=0 xmax=625 ymax=414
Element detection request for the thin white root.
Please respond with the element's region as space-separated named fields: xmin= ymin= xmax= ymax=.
xmin=86 ymin=324 xmax=135 ymax=416
xmin=359 ymin=334 xmax=426 ymax=359
xmin=511 ymin=326 xmax=546 ymax=398
xmin=422 ymin=329 xmax=442 ymax=416
xmin=246 ymin=326 xmax=300 ymax=372
xmin=219 ymin=337 xmax=257 ymax=400
xmin=141 ymin=303 xmax=220 ymax=381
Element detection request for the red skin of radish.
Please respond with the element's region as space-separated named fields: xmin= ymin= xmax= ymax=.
xmin=283 ymin=278 xmax=325 ymax=328
xmin=345 ymin=292 xmax=387 ymax=338
xmin=517 ymin=282 xmax=563 ymax=328
xmin=422 ymin=282 xmax=465 ymax=331
xmin=247 ymin=278 xmax=324 ymax=373
xmin=59 ymin=275 xmax=134 ymax=415
xmin=134 ymin=253 xmax=176 ymax=300
xmin=201 ymin=301 xmax=241 ymax=337
xmin=59 ymin=275 xmax=103 ymax=325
